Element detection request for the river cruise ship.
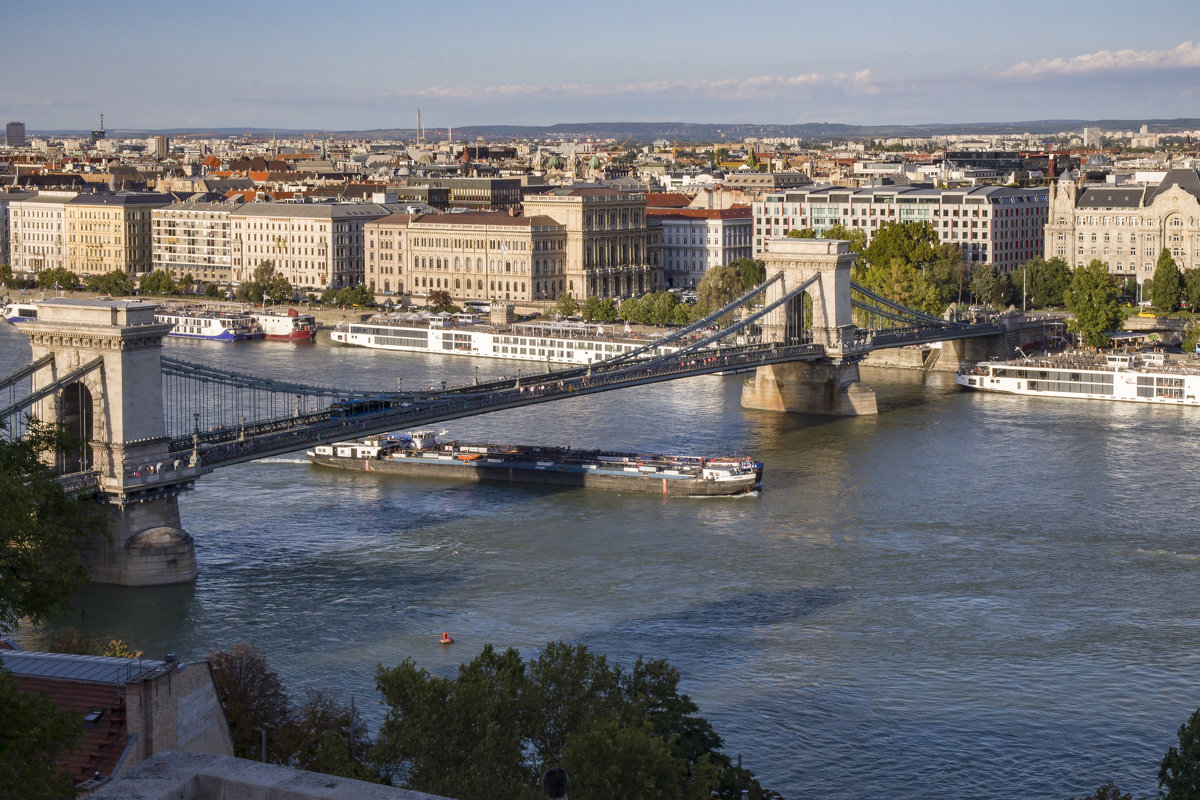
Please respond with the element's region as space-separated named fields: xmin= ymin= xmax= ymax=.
xmin=2 ymin=302 xmax=38 ymax=323
xmin=956 ymin=351 xmax=1200 ymax=406
xmin=154 ymin=309 xmax=264 ymax=341
xmin=253 ymin=309 xmax=318 ymax=342
xmin=308 ymin=431 xmax=762 ymax=496
xmin=330 ymin=314 xmax=679 ymax=365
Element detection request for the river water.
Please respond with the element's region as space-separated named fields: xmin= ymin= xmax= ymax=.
xmin=4 ymin=321 xmax=1200 ymax=800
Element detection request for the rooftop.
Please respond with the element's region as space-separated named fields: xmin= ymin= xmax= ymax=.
xmin=0 ymin=648 xmax=166 ymax=684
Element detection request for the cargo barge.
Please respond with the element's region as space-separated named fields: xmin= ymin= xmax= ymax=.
xmin=307 ymin=431 xmax=762 ymax=496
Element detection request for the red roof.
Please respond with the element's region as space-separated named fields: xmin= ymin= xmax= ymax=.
xmin=645 ymin=192 xmax=693 ymax=208
xmin=646 ymin=207 xmax=751 ymax=220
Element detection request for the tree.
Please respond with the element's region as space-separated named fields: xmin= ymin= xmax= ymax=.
xmin=696 ymin=264 xmax=745 ymax=318
xmin=786 ymin=228 xmax=817 ymax=238
xmin=427 ymin=289 xmax=454 ymax=312
xmin=0 ymin=670 xmax=81 ymax=800
xmin=208 ymin=644 xmax=292 ymax=762
xmin=618 ymin=295 xmax=644 ymax=324
xmin=730 ymin=258 xmax=766 ymax=291
xmin=555 ymin=294 xmax=579 ymax=317
xmin=37 ymin=267 xmax=79 ymax=291
xmin=862 ymin=221 xmax=938 ymax=273
xmin=283 ymin=689 xmax=377 ymax=782
xmin=139 ymin=269 xmax=176 ymax=296
xmin=0 ymin=420 xmax=103 ymax=634
xmin=374 ymin=642 xmax=776 ymax=800
xmin=1160 ymin=706 xmax=1200 ymax=799
xmin=1064 ymin=260 xmax=1122 ymax=348
xmin=1013 ymin=256 xmax=1071 ymax=309
xmin=1067 ymin=780 xmax=1141 ymax=800
xmin=1152 ymin=249 xmax=1183 ymax=314
xmin=204 ymin=283 xmax=223 ymax=298
xmin=1185 ymin=269 xmax=1200 ymax=313
xmin=83 ymin=270 xmax=135 ymax=297
xmin=47 ymin=626 xmax=92 ymax=654
xmin=820 ymin=223 xmax=868 ymax=254
xmin=650 ymin=291 xmax=680 ymax=326
xmin=596 ymin=297 xmax=619 ymax=322
xmin=580 ymin=296 xmax=604 ymax=322
xmin=854 ymin=257 xmax=941 ymax=316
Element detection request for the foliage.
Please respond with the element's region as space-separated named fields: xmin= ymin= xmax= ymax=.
xmin=101 ymin=639 xmax=143 ymax=658
xmin=1184 ymin=269 xmax=1200 ymax=313
xmin=650 ymin=292 xmax=681 ymax=326
xmin=0 ymin=419 xmax=103 ymax=634
xmin=47 ymin=626 xmax=92 ymax=654
xmin=786 ymin=228 xmax=817 ymax=238
xmin=0 ymin=669 xmax=81 ymax=800
xmin=730 ymin=258 xmax=767 ymax=291
xmin=138 ymin=269 xmax=176 ymax=296
xmin=320 ymin=284 xmax=375 ymax=308
xmin=83 ymin=270 xmax=135 ymax=296
xmin=926 ymin=243 xmax=970 ymax=307
xmin=854 ymin=257 xmax=941 ymax=315
xmin=580 ymin=296 xmax=604 ymax=322
xmin=1012 ymin=256 xmax=1072 ymax=308
xmin=207 ymin=644 xmax=293 ymax=762
xmin=427 ymin=289 xmax=455 ymax=313
xmin=696 ymin=264 xmax=745 ymax=319
xmin=555 ymin=294 xmax=580 ymax=317
xmin=970 ymin=264 xmax=1012 ymax=308
xmin=1067 ymin=780 xmax=1141 ymax=800
xmin=204 ymin=283 xmax=224 ymax=298
xmin=862 ymin=221 xmax=938 ymax=273
xmin=283 ymin=689 xmax=378 ymax=782
xmin=820 ymin=223 xmax=868 ymax=254
xmin=239 ymin=261 xmax=294 ymax=305
xmin=1064 ymin=260 xmax=1122 ymax=348
xmin=1160 ymin=706 xmax=1200 ymax=800
xmin=374 ymin=641 xmax=776 ymax=800
xmin=580 ymin=296 xmax=620 ymax=323
xmin=1151 ymin=249 xmax=1183 ymax=314
xmin=1 ymin=264 xmax=29 ymax=289
xmin=36 ymin=267 xmax=79 ymax=291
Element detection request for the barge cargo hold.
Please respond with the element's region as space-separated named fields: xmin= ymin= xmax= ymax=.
xmin=307 ymin=431 xmax=762 ymax=496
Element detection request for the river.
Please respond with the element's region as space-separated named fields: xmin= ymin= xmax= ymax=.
xmin=3 ymin=320 xmax=1199 ymax=800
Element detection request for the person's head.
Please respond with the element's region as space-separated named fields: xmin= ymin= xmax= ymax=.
xmin=542 ymin=766 xmax=569 ymax=799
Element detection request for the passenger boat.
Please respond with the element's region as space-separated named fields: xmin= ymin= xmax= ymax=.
xmin=330 ymin=313 xmax=679 ymax=365
xmin=254 ymin=309 xmax=318 ymax=342
xmin=307 ymin=430 xmax=762 ymax=496
xmin=2 ymin=302 xmax=39 ymax=323
xmin=956 ymin=350 xmax=1200 ymax=406
xmin=154 ymin=309 xmax=264 ymax=341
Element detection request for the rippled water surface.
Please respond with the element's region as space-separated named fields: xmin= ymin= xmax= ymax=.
xmin=4 ymin=321 xmax=1200 ymax=799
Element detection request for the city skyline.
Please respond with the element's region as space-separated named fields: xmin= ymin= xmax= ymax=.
xmin=4 ymin=0 xmax=1200 ymax=132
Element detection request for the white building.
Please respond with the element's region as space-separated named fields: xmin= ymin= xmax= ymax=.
xmin=152 ymin=200 xmax=243 ymax=286
xmin=648 ymin=206 xmax=754 ymax=288
xmin=754 ymin=184 xmax=1048 ymax=273
xmin=230 ymin=201 xmax=404 ymax=290
xmin=7 ymin=191 xmax=80 ymax=278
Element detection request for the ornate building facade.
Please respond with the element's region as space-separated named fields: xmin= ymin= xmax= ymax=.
xmin=1044 ymin=168 xmax=1200 ymax=282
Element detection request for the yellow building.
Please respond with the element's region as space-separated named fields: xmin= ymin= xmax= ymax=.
xmin=65 ymin=192 xmax=173 ymax=277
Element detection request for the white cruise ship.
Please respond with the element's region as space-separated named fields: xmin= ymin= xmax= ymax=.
xmin=330 ymin=314 xmax=680 ymax=365
xmin=956 ymin=351 xmax=1200 ymax=406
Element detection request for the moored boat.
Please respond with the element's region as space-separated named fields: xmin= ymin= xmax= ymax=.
xmin=155 ymin=308 xmax=264 ymax=341
xmin=2 ymin=302 xmax=38 ymax=323
xmin=307 ymin=430 xmax=762 ymax=496
xmin=956 ymin=350 xmax=1200 ymax=405
xmin=254 ymin=309 xmax=318 ymax=342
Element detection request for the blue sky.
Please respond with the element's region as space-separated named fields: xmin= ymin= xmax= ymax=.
xmin=4 ymin=0 xmax=1200 ymax=131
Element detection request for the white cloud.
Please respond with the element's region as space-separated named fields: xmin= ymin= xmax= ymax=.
xmin=369 ymin=70 xmax=878 ymax=102
xmin=1002 ymin=41 xmax=1200 ymax=78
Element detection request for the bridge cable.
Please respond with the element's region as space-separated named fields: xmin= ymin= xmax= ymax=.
xmin=0 ymin=357 xmax=104 ymax=423
xmin=0 ymin=354 xmax=55 ymax=395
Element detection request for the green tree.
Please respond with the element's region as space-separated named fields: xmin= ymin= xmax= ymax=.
xmin=855 ymin=257 xmax=941 ymax=315
xmin=1152 ymin=249 xmax=1183 ymax=313
xmin=1064 ymin=260 xmax=1122 ymax=348
xmin=1160 ymin=706 xmax=1200 ymax=800
xmin=266 ymin=275 xmax=293 ymax=304
xmin=555 ymin=294 xmax=580 ymax=317
xmin=427 ymin=289 xmax=454 ymax=312
xmin=618 ymin=295 xmax=643 ymax=323
xmin=47 ymin=626 xmax=92 ymax=654
xmin=0 ymin=264 xmax=26 ymax=289
xmin=862 ymin=221 xmax=938 ymax=273
xmin=208 ymin=644 xmax=293 ymax=762
xmin=926 ymin=243 xmax=969 ymax=306
xmin=0 ymin=670 xmax=81 ymax=800
xmin=672 ymin=304 xmax=691 ymax=326
xmin=204 ymin=283 xmax=223 ymax=298
xmin=650 ymin=291 xmax=680 ymax=326
xmin=730 ymin=258 xmax=767 ymax=291
xmin=0 ymin=420 xmax=103 ymax=633
xmin=139 ymin=269 xmax=176 ymax=296
xmin=580 ymin=296 xmax=604 ymax=322
xmin=283 ymin=689 xmax=378 ymax=782
xmin=1013 ymin=256 xmax=1072 ymax=309
xmin=562 ymin=719 xmax=691 ymax=800
xmin=596 ymin=297 xmax=619 ymax=322
xmin=820 ymin=223 xmax=868 ymax=254
xmin=84 ymin=270 xmax=135 ymax=296
xmin=37 ymin=267 xmax=79 ymax=291
xmin=786 ymin=228 xmax=817 ymax=238
xmin=1184 ymin=269 xmax=1200 ymax=312
xmin=696 ymin=264 xmax=745 ymax=318
xmin=1067 ymin=780 xmax=1141 ymax=800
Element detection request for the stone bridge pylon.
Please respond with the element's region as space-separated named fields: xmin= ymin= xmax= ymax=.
xmin=741 ymin=238 xmax=878 ymax=415
xmin=16 ymin=299 xmax=198 ymax=585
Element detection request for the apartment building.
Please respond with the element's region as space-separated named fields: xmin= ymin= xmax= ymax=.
xmin=64 ymin=192 xmax=174 ymax=277
xmin=152 ymin=200 xmax=243 ymax=285
xmin=0 ymin=190 xmax=36 ymax=266
xmin=8 ymin=191 xmax=80 ymax=278
xmin=230 ymin=201 xmax=402 ymax=290
xmin=1044 ymin=168 xmax=1200 ymax=282
xmin=522 ymin=187 xmax=661 ymax=299
xmin=648 ymin=205 xmax=753 ymax=289
xmin=753 ymin=184 xmax=1048 ymax=273
xmin=365 ymin=211 xmax=567 ymax=302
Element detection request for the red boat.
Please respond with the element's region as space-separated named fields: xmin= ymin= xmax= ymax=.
xmin=254 ymin=309 xmax=318 ymax=342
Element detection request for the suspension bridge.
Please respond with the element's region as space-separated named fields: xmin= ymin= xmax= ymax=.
xmin=2 ymin=238 xmax=1043 ymax=586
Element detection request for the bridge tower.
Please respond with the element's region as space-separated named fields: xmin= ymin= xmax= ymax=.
xmin=741 ymin=238 xmax=878 ymax=415
xmin=16 ymin=299 xmax=198 ymax=585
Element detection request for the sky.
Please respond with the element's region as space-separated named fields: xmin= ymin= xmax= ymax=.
xmin=4 ymin=0 xmax=1200 ymax=132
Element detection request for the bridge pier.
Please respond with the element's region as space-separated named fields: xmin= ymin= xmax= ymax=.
xmin=741 ymin=360 xmax=877 ymax=416
xmin=16 ymin=299 xmax=198 ymax=586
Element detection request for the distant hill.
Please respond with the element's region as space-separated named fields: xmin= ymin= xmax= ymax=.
xmin=28 ymin=118 xmax=1200 ymax=143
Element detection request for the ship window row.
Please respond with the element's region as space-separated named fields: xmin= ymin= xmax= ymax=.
xmin=373 ymin=333 xmax=429 ymax=349
xmin=1026 ymin=380 xmax=1114 ymax=395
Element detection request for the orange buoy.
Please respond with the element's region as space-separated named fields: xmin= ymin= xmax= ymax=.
xmin=440 ymin=632 xmax=453 ymax=645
